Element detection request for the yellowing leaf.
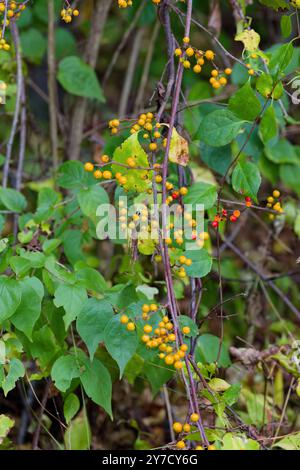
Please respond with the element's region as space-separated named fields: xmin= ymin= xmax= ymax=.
xmin=112 ymin=133 xmax=152 ymax=193
xmin=235 ymin=29 xmax=261 ymax=52
xmin=169 ymin=128 xmax=189 ymax=167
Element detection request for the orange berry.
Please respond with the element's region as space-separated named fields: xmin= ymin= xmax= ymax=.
xmin=84 ymin=162 xmax=94 ymax=172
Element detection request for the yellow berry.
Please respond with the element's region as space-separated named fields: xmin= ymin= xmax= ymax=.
xmin=84 ymin=162 xmax=94 ymax=172
xmin=174 ymin=360 xmax=183 ymax=369
xmin=120 ymin=315 xmax=129 ymax=324
xmin=207 ymin=444 xmax=216 ymax=451
xmin=186 ymin=47 xmax=194 ymax=57
xmin=150 ymin=303 xmax=158 ymax=311
xmin=179 ymin=187 xmax=188 ymax=196
xmin=149 ymin=142 xmax=157 ymax=151
xmin=193 ymin=64 xmax=202 ymax=73
xmin=273 ymin=190 xmax=280 ymax=198
xmin=190 ymin=413 xmax=199 ymax=422
xmin=225 ymin=68 xmax=232 ymax=75
xmin=165 ymin=355 xmax=174 ymax=365
xmin=176 ymin=440 xmax=185 ymax=449
xmin=205 ymin=50 xmax=215 ymax=60
xmin=142 ymin=304 xmax=150 ymax=313
xmin=173 ymin=422 xmax=183 ymax=433
xmin=144 ymin=324 xmax=152 ymax=334
xmin=101 ymin=154 xmax=110 ymax=163
xmin=94 ymin=170 xmax=102 ymax=179
xmin=183 ymin=36 xmax=190 ymax=44
xmin=127 ymin=322 xmax=135 ymax=331
xmin=103 ymin=170 xmax=112 ymax=179
xmin=182 ymin=326 xmax=190 ymax=335
xmin=183 ymin=423 xmax=191 ymax=433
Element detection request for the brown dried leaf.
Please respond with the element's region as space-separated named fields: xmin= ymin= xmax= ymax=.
xmin=168 ymin=128 xmax=189 ymax=167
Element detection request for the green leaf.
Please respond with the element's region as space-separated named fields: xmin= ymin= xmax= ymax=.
xmin=231 ymin=160 xmax=261 ymax=202
xmin=222 ymin=432 xmax=260 ymax=451
xmin=223 ymin=384 xmax=241 ymax=406
xmin=265 ymin=139 xmax=298 ymax=164
xmin=1 ymin=358 xmax=25 ymax=396
xmin=29 ymin=325 xmax=61 ymax=369
xmin=104 ymin=315 xmax=138 ymax=378
xmin=55 ymin=28 xmax=77 ymax=60
xmin=20 ymin=28 xmax=47 ymax=64
xmin=54 ymin=284 xmax=88 ymax=329
xmin=259 ymin=0 xmax=288 ymax=10
xmin=208 ymin=378 xmax=230 ymax=392
xmin=280 ymin=164 xmax=300 ymax=196
xmin=199 ymin=143 xmax=232 ymax=176
xmin=178 ymin=315 xmax=198 ymax=337
xmin=64 ymin=413 xmax=91 ymax=450
xmin=183 ymin=249 xmax=212 ymax=278
xmin=195 ymin=334 xmax=231 ymax=367
xmin=57 ymin=56 xmax=105 ymax=102
xmin=42 ymin=239 xmax=62 ymax=255
xmin=259 ymin=105 xmax=277 ymax=143
xmin=80 ymin=357 xmax=112 ymax=418
xmin=77 ymin=185 xmax=109 ymax=223
xmin=75 ymin=267 xmax=108 ymax=293
xmin=199 ymin=109 xmax=245 ymax=147
xmin=112 ymin=133 xmax=152 ymax=193
xmin=281 ymin=15 xmax=292 ymax=38
xmin=274 ymin=432 xmax=300 ymax=450
xmin=77 ymin=298 xmax=114 ymax=359
xmin=0 ymin=277 xmax=21 ymax=323
xmin=51 ymin=355 xmax=80 ymax=392
xmin=0 ymin=188 xmax=27 ymax=213
xmin=0 ymin=414 xmax=14 ymax=444
xmin=256 ymin=73 xmax=283 ymax=100
xmin=9 ymin=256 xmax=32 ymax=277
xmin=144 ymin=358 xmax=174 ymax=395
xmin=10 ymin=277 xmax=44 ymax=340
xmin=184 ymin=182 xmax=217 ymax=210
xmin=57 ymin=161 xmax=94 ymax=190
xmin=228 ymin=82 xmax=262 ymax=121
xmin=269 ymin=43 xmax=294 ymax=77
xmin=63 ymin=393 xmax=80 ymax=424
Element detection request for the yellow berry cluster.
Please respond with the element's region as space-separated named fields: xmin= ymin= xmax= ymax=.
xmin=175 ymin=38 xmax=232 ymax=89
xmin=117 ymin=0 xmax=161 ymax=8
xmin=120 ymin=304 xmax=192 ymax=370
xmin=0 ymin=1 xmax=25 ymax=47
xmin=109 ymin=113 xmax=164 ymax=154
xmin=245 ymin=52 xmax=260 ymax=76
xmin=117 ymin=201 xmax=151 ymax=234
xmin=173 ymin=415 xmax=216 ymax=450
xmin=266 ymin=189 xmax=283 ymax=220
xmin=60 ymin=5 xmax=79 ymax=23
xmin=0 ymin=37 xmax=10 ymax=51
xmin=84 ymin=154 xmax=133 ymax=188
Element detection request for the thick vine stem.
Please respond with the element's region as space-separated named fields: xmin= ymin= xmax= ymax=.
xmin=157 ymin=0 xmax=209 ymax=446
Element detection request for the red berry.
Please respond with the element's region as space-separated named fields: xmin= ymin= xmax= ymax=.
xmin=245 ymin=196 xmax=251 ymax=202
xmin=222 ymin=209 xmax=228 ymax=217
xmin=172 ymin=191 xmax=179 ymax=200
xmin=230 ymin=215 xmax=237 ymax=222
xmin=212 ymin=221 xmax=219 ymax=228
